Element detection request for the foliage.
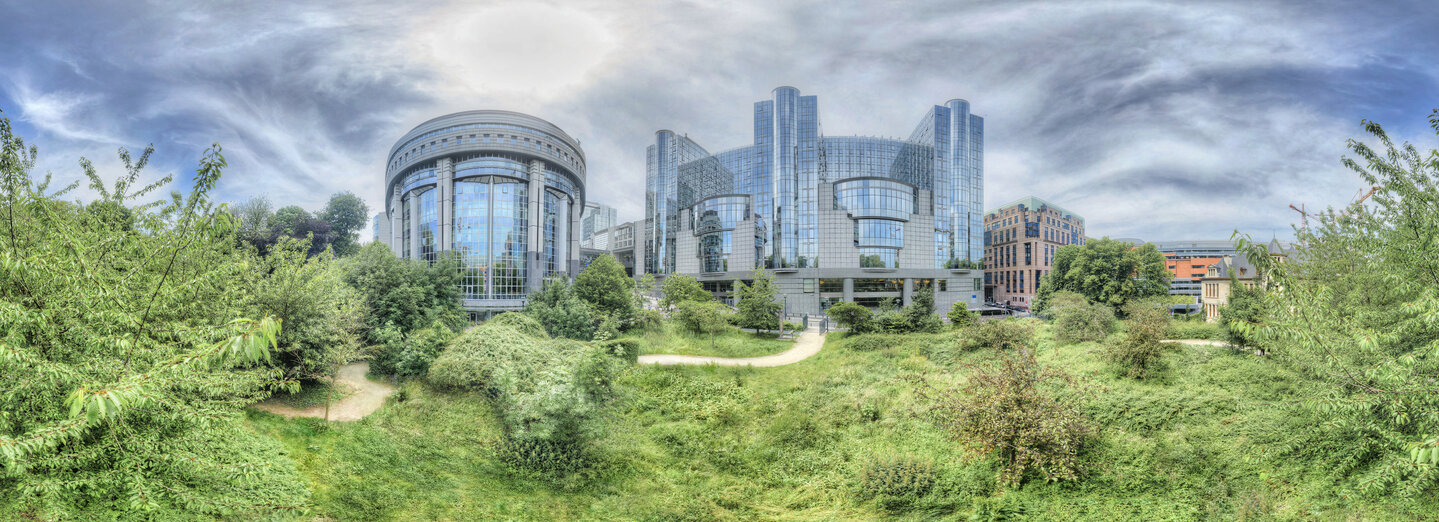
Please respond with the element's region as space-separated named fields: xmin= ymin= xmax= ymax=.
xmin=1049 ymin=292 xmax=1116 ymax=345
xmin=828 ymin=301 xmax=873 ymax=332
xmin=320 ymin=191 xmax=369 ymax=257
xmin=675 ymin=300 xmax=732 ymax=349
xmin=1033 ymin=238 xmax=1170 ymax=314
xmin=342 ymin=241 xmax=464 ymax=339
xmin=1218 ymin=282 xmax=1266 ymax=347
xmin=573 ymin=254 xmax=635 ymax=326
xmin=734 ymin=269 xmax=783 ymax=333
xmin=916 ymin=349 xmax=1094 ymax=486
xmin=597 ymin=338 xmax=641 ymax=364
xmin=947 ymin=301 xmax=977 ymax=328
xmin=0 ymin=116 xmax=307 ymax=517
xmin=1166 ymin=320 xmax=1225 ymax=341
xmin=525 ymin=276 xmax=596 ymax=340
xmin=488 ymin=311 xmax=550 ymax=340
xmin=659 ymin=273 xmax=711 ymax=311
xmin=1105 ymin=298 xmax=1173 ymax=379
xmin=899 ymin=286 xmax=944 ymax=333
xmin=240 ymin=236 xmax=366 ymax=380
xmin=855 ymin=455 xmax=936 ymax=505
xmin=635 ymin=272 xmax=657 ymax=307
xmin=1235 ymin=110 xmax=1439 ymax=496
xmin=426 ymin=321 xmax=623 ymax=474
xmin=958 ymin=319 xmax=1036 ymax=352
xmin=371 ymin=321 xmax=456 ymax=378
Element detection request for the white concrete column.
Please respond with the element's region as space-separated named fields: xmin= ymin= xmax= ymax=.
xmin=526 ymin=160 xmax=545 ymax=293
xmin=436 ymin=158 xmax=453 ymax=250
xmin=408 ymin=191 xmax=420 ymax=260
xmin=388 ymin=185 xmax=402 ymax=256
xmin=568 ymin=197 xmax=582 ymax=278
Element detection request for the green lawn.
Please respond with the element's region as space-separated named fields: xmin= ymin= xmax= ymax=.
xmin=245 ymin=322 xmax=1432 ymax=520
xmin=625 ymin=322 xmax=794 ymax=358
xmin=266 ymin=379 xmax=352 ymax=409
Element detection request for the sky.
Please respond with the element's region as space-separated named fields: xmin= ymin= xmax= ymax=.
xmin=2 ymin=0 xmax=1437 ymax=241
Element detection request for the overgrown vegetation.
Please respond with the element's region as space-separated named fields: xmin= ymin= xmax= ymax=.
xmin=1048 ymin=290 xmax=1117 ymax=344
xmin=1105 ymin=298 xmax=1174 ymax=379
xmin=1033 ymin=238 xmax=1171 ymax=314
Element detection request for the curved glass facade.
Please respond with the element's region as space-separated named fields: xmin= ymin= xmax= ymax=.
xmin=649 ymin=87 xmax=983 ymax=275
xmin=834 ymin=179 xmax=915 ymax=221
xmin=382 ymin=111 xmax=585 ymax=312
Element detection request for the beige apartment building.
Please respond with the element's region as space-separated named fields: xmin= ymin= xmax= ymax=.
xmin=1199 ymin=240 xmax=1289 ymax=322
xmin=983 ymin=196 xmax=1085 ymax=309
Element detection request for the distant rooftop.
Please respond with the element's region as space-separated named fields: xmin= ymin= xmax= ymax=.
xmin=986 ymin=196 xmax=1084 ymax=226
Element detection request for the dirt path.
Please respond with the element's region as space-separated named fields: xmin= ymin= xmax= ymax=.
xmin=638 ymin=327 xmax=825 ymax=367
xmin=1162 ymin=339 xmax=1235 ymax=347
xmin=251 ymin=361 xmax=395 ymax=421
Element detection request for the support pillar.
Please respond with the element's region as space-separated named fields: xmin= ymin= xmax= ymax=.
xmin=842 ymin=277 xmax=854 ymax=302
xmin=436 ymin=158 xmax=453 ymax=251
xmin=388 ymin=185 xmax=402 ymax=256
xmin=525 ymin=159 xmax=545 ymax=294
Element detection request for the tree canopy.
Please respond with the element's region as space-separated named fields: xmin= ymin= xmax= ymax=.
xmin=574 ymin=254 xmax=635 ymax=324
xmin=734 ymin=270 xmax=782 ymax=333
xmin=1033 ymin=238 xmax=1170 ymax=313
xmin=0 ymin=114 xmax=307 ymax=517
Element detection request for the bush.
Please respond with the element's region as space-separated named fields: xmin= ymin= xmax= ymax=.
xmin=828 ymin=302 xmax=873 ymax=332
xmin=1051 ymin=300 xmax=1116 ymax=345
xmin=917 ymin=349 xmax=1093 ymax=486
xmin=372 ymin=321 xmax=456 ymax=378
xmin=1167 ymin=320 xmax=1224 ymax=341
xmin=427 ymin=322 xmax=626 ymax=474
xmin=958 ymin=319 xmax=1035 ymax=352
xmin=488 ymin=312 xmax=549 ymax=340
xmin=524 ymin=277 xmax=596 ymax=341
xmin=948 ymin=301 xmax=977 ymax=328
xmin=844 ymin=334 xmax=901 ymax=352
xmin=855 ymin=455 xmax=937 ymax=502
xmin=598 ymin=338 xmax=641 ymax=364
xmin=1106 ymin=298 xmax=1174 ymax=379
xmin=632 ymin=308 xmax=665 ymax=332
xmin=783 ymin=321 xmax=804 ymax=332
xmin=427 ymin=323 xmax=545 ymax=393
xmin=1219 ymin=283 xmax=1266 ymax=347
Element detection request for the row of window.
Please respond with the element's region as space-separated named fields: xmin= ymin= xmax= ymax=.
xmin=390 ymin=122 xmax=579 ymax=172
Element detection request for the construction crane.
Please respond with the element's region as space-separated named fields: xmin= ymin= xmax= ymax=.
xmin=1289 ymin=185 xmax=1380 ymax=228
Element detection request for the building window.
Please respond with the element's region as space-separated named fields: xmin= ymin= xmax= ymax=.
xmin=819 ymin=279 xmax=845 ymax=293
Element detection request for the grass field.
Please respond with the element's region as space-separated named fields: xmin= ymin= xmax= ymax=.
xmin=245 ymin=321 xmax=1432 ymax=520
xmin=625 ymin=322 xmax=795 ymax=358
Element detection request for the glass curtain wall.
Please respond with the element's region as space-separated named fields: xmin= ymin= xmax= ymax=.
xmin=450 ymin=175 xmax=528 ymax=300
xmin=418 ymin=188 xmax=438 ymax=262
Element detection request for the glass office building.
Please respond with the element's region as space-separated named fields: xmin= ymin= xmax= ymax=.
xmin=642 ymin=87 xmax=986 ymax=315
xmin=377 ymin=110 xmax=585 ymax=316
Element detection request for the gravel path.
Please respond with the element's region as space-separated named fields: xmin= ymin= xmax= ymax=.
xmin=638 ymin=327 xmax=825 ymax=367
xmin=251 ymin=361 xmax=395 ymax=422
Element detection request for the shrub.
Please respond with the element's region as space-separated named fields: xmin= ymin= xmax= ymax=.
xmin=917 ymin=349 xmax=1093 ymax=486
xmin=948 ymin=301 xmax=977 ymax=328
xmin=844 ymin=334 xmax=901 ymax=352
xmin=488 ymin=312 xmax=549 ymax=340
xmin=1219 ymin=283 xmax=1266 ymax=347
xmin=598 ymin=338 xmax=641 ymax=364
xmin=659 ymin=273 xmax=711 ymax=311
xmin=372 ymin=321 xmax=456 ymax=378
xmin=828 ymin=302 xmax=873 ymax=332
xmin=1167 ymin=320 xmax=1224 ymax=341
xmin=1051 ymin=300 xmax=1116 ymax=344
xmin=855 ymin=455 xmax=937 ymax=501
xmin=427 ymin=323 xmax=545 ymax=393
xmin=958 ymin=319 xmax=1036 ymax=352
xmin=783 ymin=321 xmax=804 ymax=332
xmin=524 ymin=277 xmax=596 ymax=341
xmin=632 ymin=308 xmax=665 ymax=332
xmin=1106 ymin=298 xmax=1174 ymax=379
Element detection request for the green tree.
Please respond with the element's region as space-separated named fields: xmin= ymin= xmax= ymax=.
xmin=900 ymin=286 xmax=943 ymax=333
xmin=1218 ymin=282 xmax=1265 ymax=347
xmin=240 ymin=236 xmax=367 ymax=381
xmin=1105 ymin=298 xmax=1172 ymax=379
xmin=574 ymin=254 xmax=636 ymax=325
xmin=1034 ymin=238 xmax=1170 ymax=314
xmin=1236 ymin=110 xmax=1439 ymax=495
xmin=734 ymin=270 xmax=783 ymax=333
xmin=321 ymin=191 xmax=369 ymax=257
xmin=232 ymin=195 xmax=276 ymax=253
xmin=524 ymin=276 xmax=596 ymax=340
xmin=635 ymin=272 xmax=657 ymax=309
xmin=1049 ymin=290 xmax=1116 ymax=344
xmin=0 ymin=115 xmax=306 ymax=517
xmin=828 ymin=301 xmax=873 ymax=333
xmin=947 ymin=301 xmax=977 ymax=329
xmin=341 ymin=242 xmax=463 ymax=339
xmin=659 ymin=273 xmax=711 ymax=311
xmin=916 ymin=348 xmax=1093 ymax=486
xmin=676 ymin=300 xmax=730 ymax=349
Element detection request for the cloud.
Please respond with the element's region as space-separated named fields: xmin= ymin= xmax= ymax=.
xmin=0 ymin=0 xmax=1435 ymax=241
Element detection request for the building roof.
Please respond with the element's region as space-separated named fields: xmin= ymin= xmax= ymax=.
xmin=1203 ymin=253 xmax=1260 ymax=281
xmin=985 ymin=196 xmax=1084 ymax=225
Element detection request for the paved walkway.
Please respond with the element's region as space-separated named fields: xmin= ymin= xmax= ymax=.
xmin=251 ymin=361 xmax=395 ymax=422
xmin=1161 ymin=339 xmax=1235 ymax=347
xmin=638 ymin=327 xmax=825 ymax=367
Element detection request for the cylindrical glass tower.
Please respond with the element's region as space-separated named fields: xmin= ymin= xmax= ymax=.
xmin=380 ymin=110 xmax=585 ymax=317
